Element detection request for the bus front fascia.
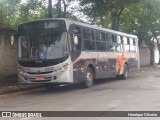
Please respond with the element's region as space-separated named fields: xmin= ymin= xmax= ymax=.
xmin=17 ymin=56 xmax=74 ymax=85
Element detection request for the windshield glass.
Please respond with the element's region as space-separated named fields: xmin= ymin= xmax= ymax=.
xmin=18 ymin=32 xmax=68 ymax=60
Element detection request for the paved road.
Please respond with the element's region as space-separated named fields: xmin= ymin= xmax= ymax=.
xmin=1 ymin=67 xmax=160 ymax=120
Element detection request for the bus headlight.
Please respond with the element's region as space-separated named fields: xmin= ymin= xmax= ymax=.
xmin=18 ymin=69 xmax=28 ymax=80
xmin=18 ymin=69 xmax=26 ymax=76
xmin=63 ymin=63 xmax=69 ymax=70
xmin=53 ymin=63 xmax=69 ymax=75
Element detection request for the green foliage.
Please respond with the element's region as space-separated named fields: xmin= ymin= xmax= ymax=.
xmin=54 ymin=0 xmax=76 ymax=18
xmin=0 ymin=0 xmax=21 ymax=28
xmin=0 ymin=0 xmax=47 ymax=28
xmin=18 ymin=0 xmax=47 ymax=22
xmin=80 ymin=0 xmax=160 ymax=66
xmin=1 ymin=0 xmax=160 ymax=49
xmin=79 ymin=0 xmax=140 ymax=30
xmin=120 ymin=0 xmax=160 ymax=46
xmin=0 ymin=0 xmax=78 ymax=29
xmin=1 ymin=0 xmax=160 ymax=66
xmin=79 ymin=0 xmax=160 ymax=48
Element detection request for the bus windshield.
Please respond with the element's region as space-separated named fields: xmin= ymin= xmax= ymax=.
xmin=19 ymin=32 xmax=68 ymax=61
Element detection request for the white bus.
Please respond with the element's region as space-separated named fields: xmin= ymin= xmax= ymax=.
xmin=13 ymin=18 xmax=139 ymax=88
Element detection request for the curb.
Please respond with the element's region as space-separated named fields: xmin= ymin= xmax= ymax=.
xmin=0 ymin=84 xmax=43 ymax=95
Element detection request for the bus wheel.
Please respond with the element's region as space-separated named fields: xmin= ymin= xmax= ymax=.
xmin=83 ymin=67 xmax=94 ymax=88
xmin=120 ymin=64 xmax=128 ymax=80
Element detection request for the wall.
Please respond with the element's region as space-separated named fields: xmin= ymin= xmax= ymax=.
xmin=139 ymin=46 xmax=151 ymax=67
xmin=0 ymin=28 xmax=17 ymax=80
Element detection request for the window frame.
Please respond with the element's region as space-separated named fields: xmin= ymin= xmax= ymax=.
xmin=83 ymin=27 xmax=96 ymax=51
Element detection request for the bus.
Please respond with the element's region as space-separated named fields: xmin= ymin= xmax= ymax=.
xmin=13 ymin=18 xmax=140 ymax=88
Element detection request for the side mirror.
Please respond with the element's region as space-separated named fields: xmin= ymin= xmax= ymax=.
xmin=74 ymin=36 xmax=78 ymax=45
xmin=11 ymin=35 xmax=15 ymax=45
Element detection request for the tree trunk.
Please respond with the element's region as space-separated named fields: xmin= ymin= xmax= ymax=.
xmin=48 ymin=0 xmax=52 ymax=18
xmin=149 ymin=43 xmax=155 ymax=66
xmin=62 ymin=0 xmax=67 ymax=18
xmin=56 ymin=0 xmax=62 ymax=18
xmin=111 ymin=15 xmax=117 ymax=30
xmin=116 ymin=7 xmax=124 ymax=31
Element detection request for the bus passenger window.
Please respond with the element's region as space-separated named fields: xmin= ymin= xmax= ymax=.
xmin=73 ymin=26 xmax=81 ymax=35
xmin=123 ymin=37 xmax=129 ymax=52
xmin=129 ymin=38 xmax=136 ymax=52
xmin=74 ymin=35 xmax=81 ymax=51
xmin=107 ymin=34 xmax=112 ymax=42
xmin=135 ymin=39 xmax=139 ymax=52
xmin=130 ymin=38 xmax=134 ymax=45
xmin=96 ymin=41 xmax=106 ymax=51
xmin=116 ymin=36 xmax=121 ymax=43
xmin=123 ymin=37 xmax=128 ymax=44
xmin=70 ymin=34 xmax=81 ymax=51
xmin=95 ymin=32 xmax=105 ymax=41
xmin=69 ymin=25 xmax=82 ymax=51
xmin=105 ymin=33 xmax=108 ymax=41
xmin=112 ymin=35 xmax=115 ymax=42
xmin=83 ymin=29 xmax=94 ymax=40
xmin=107 ymin=43 xmax=115 ymax=52
xmin=84 ymin=40 xmax=95 ymax=50
xmin=116 ymin=44 xmax=123 ymax=52
xmin=95 ymin=32 xmax=99 ymax=40
xmin=115 ymin=36 xmax=123 ymax=52
xmin=83 ymin=28 xmax=95 ymax=50
xmin=100 ymin=33 xmax=105 ymax=41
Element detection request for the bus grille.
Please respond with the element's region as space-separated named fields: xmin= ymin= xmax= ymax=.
xmin=27 ymin=71 xmax=53 ymax=74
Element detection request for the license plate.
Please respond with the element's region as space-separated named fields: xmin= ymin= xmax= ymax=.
xmin=36 ymin=76 xmax=44 ymax=81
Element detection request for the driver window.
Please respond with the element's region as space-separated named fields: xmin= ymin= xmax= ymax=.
xmin=70 ymin=25 xmax=82 ymax=51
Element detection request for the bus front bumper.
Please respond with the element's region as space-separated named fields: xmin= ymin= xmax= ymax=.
xmin=18 ymin=69 xmax=73 ymax=85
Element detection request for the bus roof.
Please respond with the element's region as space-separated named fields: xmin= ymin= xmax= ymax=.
xmin=18 ymin=18 xmax=138 ymax=39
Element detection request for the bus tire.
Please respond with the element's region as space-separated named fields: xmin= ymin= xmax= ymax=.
xmin=83 ymin=67 xmax=94 ymax=88
xmin=120 ymin=64 xmax=128 ymax=80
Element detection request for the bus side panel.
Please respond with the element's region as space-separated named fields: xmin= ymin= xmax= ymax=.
xmin=73 ymin=59 xmax=96 ymax=83
xmin=73 ymin=51 xmax=117 ymax=83
xmin=72 ymin=51 xmax=97 ymax=83
xmin=115 ymin=52 xmax=139 ymax=75
xmin=127 ymin=52 xmax=140 ymax=71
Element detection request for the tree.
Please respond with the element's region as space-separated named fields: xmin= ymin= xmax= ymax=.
xmin=0 ymin=0 xmax=48 ymax=28
xmin=79 ymin=0 xmax=140 ymax=30
xmin=19 ymin=0 xmax=47 ymax=21
xmin=80 ymin=0 xmax=160 ymax=66
xmin=55 ymin=0 xmax=67 ymax=18
xmin=55 ymin=0 xmax=74 ymax=18
xmin=120 ymin=0 xmax=160 ymax=66
xmin=0 ymin=0 xmax=21 ymax=28
xmin=0 ymin=0 xmax=78 ymax=28
xmin=48 ymin=0 xmax=52 ymax=18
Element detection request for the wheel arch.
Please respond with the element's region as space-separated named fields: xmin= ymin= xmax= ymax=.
xmin=88 ymin=64 xmax=96 ymax=79
xmin=125 ymin=62 xmax=129 ymax=72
